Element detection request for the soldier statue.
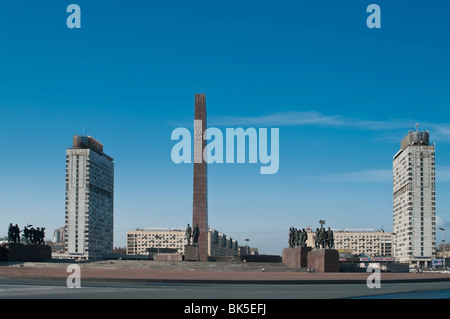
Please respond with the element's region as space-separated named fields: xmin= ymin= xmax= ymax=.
xmin=326 ymin=227 xmax=334 ymax=249
xmin=185 ymin=224 xmax=192 ymax=245
xmin=23 ymin=226 xmax=30 ymax=244
xmin=192 ymin=224 xmax=200 ymax=246
xmin=7 ymin=224 xmax=22 ymax=244
xmin=8 ymin=223 xmax=14 ymax=243
xmin=37 ymin=227 xmax=45 ymax=245
xmin=319 ymin=226 xmax=326 ymax=249
xmin=300 ymin=229 xmax=307 ymax=247
xmin=288 ymin=227 xmax=295 ymax=248
xmin=313 ymin=228 xmax=320 ymax=249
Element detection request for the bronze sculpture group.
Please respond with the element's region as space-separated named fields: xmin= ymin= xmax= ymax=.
xmin=186 ymin=223 xmax=200 ymax=246
xmin=288 ymin=227 xmax=308 ymax=248
xmin=289 ymin=220 xmax=334 ymax=250
xmin=8 ymin=223 xmax=46 ymax=245
xmin=313 ymin=226 xmax=334 ymax=249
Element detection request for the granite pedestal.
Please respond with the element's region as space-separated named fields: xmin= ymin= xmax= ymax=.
xmin=307 ymin=249 xmax=339 ymax=272
xmin=184 ymin=245 xmax=200 ymax=261
xmin=282 ymin=247 xmax=312 ymax=268
xmin=0 ymin=243 xmax=51 ymax=262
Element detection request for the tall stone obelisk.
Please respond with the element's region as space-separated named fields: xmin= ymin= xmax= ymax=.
xmin=192 ymin=93 xmax=208 ymax=261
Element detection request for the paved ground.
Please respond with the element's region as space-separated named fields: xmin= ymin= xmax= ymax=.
xmin=1 ymin=279 xmax=450 ymax=299
xmin=0 ymin=261 xmax=449 ymax=301
xmin=1 ymin=260 xmax=449 ymax=284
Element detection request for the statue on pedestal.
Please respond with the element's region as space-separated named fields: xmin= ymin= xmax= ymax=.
xmin=300 ymin=229 xmax=307 ymax=247
xmin=313 ymin=228 xmax=320 ymax=249
xmin=326 ymin=227 xmax=334 ymax=249
xmin=7 ymin=223 xmax=47 ymax=245
xmin=288 ymin=221 xmax=332 ymax=250
xmin=288 ymin=227 xmax=295 ymax=248
xmin=192 ymin=224 xmax=200 ymax=246
xmin=185 ymin=224 xmax=192 ymax=245
xmin=289 ymin=227 xmax=308 ymax=248
xmin=313 ymin=220 xmax=334 ymax=250
xmin=319 ymin=226 xmax=326 ymax=249
xmin=8 ymin=223 xmax=21 ymax=244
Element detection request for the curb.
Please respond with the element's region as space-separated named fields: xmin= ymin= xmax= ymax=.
xmin=2 ymin=274 xmax=450 ymax=285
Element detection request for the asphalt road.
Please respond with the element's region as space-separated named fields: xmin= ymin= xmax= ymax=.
xmin=0 ymin=278 xmax=449 ymax=299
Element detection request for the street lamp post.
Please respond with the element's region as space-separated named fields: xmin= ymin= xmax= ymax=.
xmin=439 ymin=227 xmax=446 ymax=270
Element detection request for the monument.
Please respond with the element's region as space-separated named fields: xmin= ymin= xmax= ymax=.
xmin=1 ymin=223 xmax=51 ymax=262
xmin=283 ymin=220 xmax=339 ymax=272
xmin=185 ymin=94 xmax=209 ymax=261
xmin=282 ymin=227 xmax=310 ymax=267
xmin=307 ymin=220 xmax=339 ymax=272
xmin=283 ymin=227 xmax=311 ymax=268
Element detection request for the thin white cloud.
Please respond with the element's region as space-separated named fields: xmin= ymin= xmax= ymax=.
xmin=209 ymin=112 xmax=450 ymax=143
xmin=210 ymin=111 xmax=344 ymax=127
xmin=168 ymin=110 xmax=450 ymax=144
xmin=210 ymin=111 xmax=408 ymax=131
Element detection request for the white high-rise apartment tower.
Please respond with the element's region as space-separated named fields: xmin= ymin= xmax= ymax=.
xmin=393 ymin=127 xmax=436 ymax=267
xmin=65 ymin=136 xmax=114 ymax=259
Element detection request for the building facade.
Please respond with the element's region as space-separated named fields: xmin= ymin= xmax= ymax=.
xmin=305 ymin=229 xmax=392 ymax=257
xmin=127 ymin=228 xmax=186 ymax=255
xmin=393 ymin=129 xmax=436 ymax=266
xmin=332 ymin=230 xmax=392 ymax=257
xmin=208 ymin=228 xmax=239 ymax=257
xmin=65 ymin=135 xmax=114 ymax=259
xmin=126 ymin=227 xmax=239 ymax=257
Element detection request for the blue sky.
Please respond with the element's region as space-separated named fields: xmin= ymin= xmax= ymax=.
xmin=0 ymin=1 xmax=449 ymax=254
